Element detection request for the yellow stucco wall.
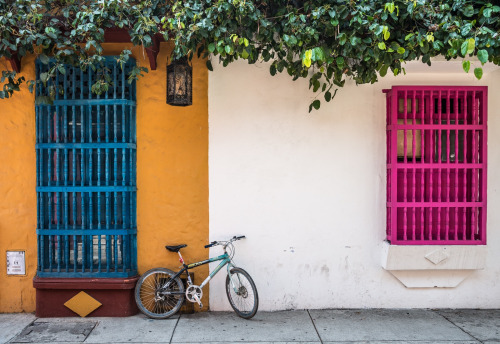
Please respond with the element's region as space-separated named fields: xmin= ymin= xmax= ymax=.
xmin=0 ymin=55 xmax=37 ymax=312
xmin=0 ymin=43 xmax=209 ymax=313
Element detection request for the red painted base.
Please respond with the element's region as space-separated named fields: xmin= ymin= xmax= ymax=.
xmin=33 ymin=276 xmax=140 ymax=317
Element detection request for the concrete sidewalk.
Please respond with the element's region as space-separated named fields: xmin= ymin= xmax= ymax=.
xmin=1 ymin=309 xmax=499 ymax=344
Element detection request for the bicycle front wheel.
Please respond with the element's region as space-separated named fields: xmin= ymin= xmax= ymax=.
xmin=135 ymin=268 xmax=185 ymax=319
xmin=225 ymin=267 xmax=259 ymax=319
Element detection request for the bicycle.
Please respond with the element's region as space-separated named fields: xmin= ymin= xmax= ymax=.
xmin=135 ymin=235 xmax=258 ymax=319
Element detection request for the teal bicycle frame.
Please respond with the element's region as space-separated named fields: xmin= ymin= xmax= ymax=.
xmin=163 ymin=252 xmax=237 ymax=293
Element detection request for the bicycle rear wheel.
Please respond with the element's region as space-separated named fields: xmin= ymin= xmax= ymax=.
xmin=225 ymin=267 xmax=258 ymax=319
xmin=135 ymin=268 xmax=185 ymax=319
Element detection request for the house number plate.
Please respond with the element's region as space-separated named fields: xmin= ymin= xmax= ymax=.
xmin=6 ymin=251 xmax=25 ymax=275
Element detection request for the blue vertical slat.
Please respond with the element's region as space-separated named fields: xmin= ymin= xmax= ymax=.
xmin=89 ymin=188 xmax=93 ymax=229
xmin=90 ymin=233 xmax=93 ymax=273
xmin=73 ymin=234 xmax=77 ymax=272
xmin=82 ymin=212 xmax=86 ymax=272
xmin=98 ymin=233 xmax=102 ymax=273
xmin=55 ymin=106 xmax=59 ymax=143
xmin=97 ymin=105 xmax=101 ymax=143
xmin=123 ymin=233 xmax=127 ymax=272
xmin=64 ymin=192 xmax=69 ymax=271
xmin=48 ymin=234 xmax=53 ymax=271
xmin=41 ymin=192 xmax=45 ymax=232
xmin=98 ymin=151 xmax=101 ymax=228
xmin=114 ymin=234 xmax=118 ymax=272
xmin=37 ymin=234 xmax=41 ymax=272
xmin=89 ymin=147 xmax=93 ymax=188
xmin=40 ymin=233 xmax=45 ymax=271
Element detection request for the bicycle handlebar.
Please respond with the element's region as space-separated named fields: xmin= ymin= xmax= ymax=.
xmin=204 ymin=236 xmax=246 ymax=248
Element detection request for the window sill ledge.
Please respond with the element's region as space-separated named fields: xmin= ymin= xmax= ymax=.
xmin=381 ymin=241 xmax=487 ymax=288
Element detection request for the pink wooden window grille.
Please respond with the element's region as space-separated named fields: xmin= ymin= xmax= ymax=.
xmin=385 ymin=86 xmax=487 ymax=245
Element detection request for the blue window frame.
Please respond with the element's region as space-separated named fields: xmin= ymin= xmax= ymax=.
xmin=36 ymin=58 xmax=137 ymax=277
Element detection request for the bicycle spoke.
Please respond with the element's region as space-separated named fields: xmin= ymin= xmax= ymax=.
xmin=137 ymin=270 xmax=184 ymax=317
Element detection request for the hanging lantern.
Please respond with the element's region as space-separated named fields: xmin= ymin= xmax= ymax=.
xmin=166 ymin=57 xmax=192 ymax=106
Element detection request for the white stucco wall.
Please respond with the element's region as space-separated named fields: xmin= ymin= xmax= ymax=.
xmin=208 ymin=58 xmax=500 ymax=310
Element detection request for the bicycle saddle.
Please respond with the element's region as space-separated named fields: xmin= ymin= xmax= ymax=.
xmin=165 ymin=244 xmax=187 ymax=252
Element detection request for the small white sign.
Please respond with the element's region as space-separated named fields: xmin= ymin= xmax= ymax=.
xmin=7 ymin=251 xmax=26 ymax=275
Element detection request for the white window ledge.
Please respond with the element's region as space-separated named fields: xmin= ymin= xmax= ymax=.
xmin=381 ymin=241 xmax=487 ymax=288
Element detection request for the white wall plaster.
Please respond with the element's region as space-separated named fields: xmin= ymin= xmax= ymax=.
xmin=208 ymin=58 xmax=500 ymax=310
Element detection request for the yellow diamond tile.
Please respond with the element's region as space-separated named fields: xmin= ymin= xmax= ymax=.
xmin=64 ymin=291 xmax=102 ymax=317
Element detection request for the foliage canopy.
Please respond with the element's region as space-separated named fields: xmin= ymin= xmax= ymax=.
xmin=1 ymin=0 xmax=499 ymax=110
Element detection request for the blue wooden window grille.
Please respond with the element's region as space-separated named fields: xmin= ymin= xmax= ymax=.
xmin=36 ymin=58 xmax=137 ymax=277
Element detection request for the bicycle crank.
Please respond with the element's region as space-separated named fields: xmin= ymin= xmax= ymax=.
xmin=185 ymin=285 xmax=203 ymax=308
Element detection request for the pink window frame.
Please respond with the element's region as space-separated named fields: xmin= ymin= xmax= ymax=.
xmin=385 ymin=86 xmax=487 ymax=245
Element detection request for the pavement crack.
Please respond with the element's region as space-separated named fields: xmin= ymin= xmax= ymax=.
xmin=82 ymin=321 xmax=99 ymax=342
xmin=307 ymin=309 xmax=324 ymax=344
xmin=432 ymin=309 xmax=484 ymax=344
xmin=169 ymin=314 xmax=181 ymax=344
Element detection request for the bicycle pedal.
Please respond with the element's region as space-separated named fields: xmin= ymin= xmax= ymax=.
xmin=198 ymin=302 xmax=203 ymax=309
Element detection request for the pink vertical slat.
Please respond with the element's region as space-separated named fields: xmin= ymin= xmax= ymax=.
xmin=463 ymin=90 xmax=468 ymax=240
xmin=437 ymin=90 xmax=442 ymax=240
xmin=429 ymin=90 xmax=434 ymax=241
xmin=412 ymin=91 xmax=416 ymax=240
xmin=471 ymin=91 xmax=476 ymax=240
xmin=403 ymin=90 xmax=408 ymax=241
xmin=445 ymin=90 xmax=451 ymax=240
xmin=386 ymin=94 xmax=391 ymax=239
xmin=420 ymin=91 xmax=425 ymax=240
xmin=481 ymin=89 xmax=488 ymax=243
xmin=391 ymin=91 xmax=398 ymax=243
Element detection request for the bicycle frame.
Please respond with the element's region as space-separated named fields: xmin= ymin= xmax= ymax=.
xmin=161 ymin=252 xmax=236 ymax=294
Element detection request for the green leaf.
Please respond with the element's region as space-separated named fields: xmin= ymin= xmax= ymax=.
xmin=385 ymin=2 xmax=395 ymax=13
xmin=477 ymin=49 xmax=488 ymax=64
xmin=39 ymin=54 xmax=50 ymax=65
xmin=336 ymin=56 xmax=344 ymax=68
xmin=208 ymin=43 xmax=215 ymax=53
xmin=325 ymin=91 xmax=332 ymax=102
xmin=39 ymin=72 xmax=49 ymax=83
xmin=312 ymin=100 xmax=320 ymax=110
xmin=313 ymin=47 xmax=325 ymax=62
xmin=338 ymin=33 xmax=347 ymax=46
xmin=467 ymin=38 xmax=475 ymax=55
xmin=379 ymin=65 xmax=389 ymax=77
xmin=474 ymin=67 xmax=483 ymax=80
xmin=350 ymin=36 xmax=361 ymax=46
xmin=462 ymin=60 xmax=470 ymax=73
xmin=397 ymin=47 xmax=405 ymax=54
xmin=463 ymin=5 xmax=474 ymax=17
xmin=313 ymin=80 xmax=320 ymax=92
xmin=460 ymin=41 xmax=468 ymax=56
xmin=461 ymin=38 xmax=475 ymax=56
xmin=206 ymin=60 xmax=213 ymax=71
xmin=270 ymin=64 xmax=277 ymax=76
xmin=302 ymin=50 xmax=312 ymax=68
xmin=378 ymin=42 xmax=386 ymax=50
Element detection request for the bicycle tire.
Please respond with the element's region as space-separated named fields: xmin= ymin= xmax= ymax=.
xmin=135 ymin=268 xmax=185 ymax=319
xmin=225 ymin=267 xmax=259 ymax=319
